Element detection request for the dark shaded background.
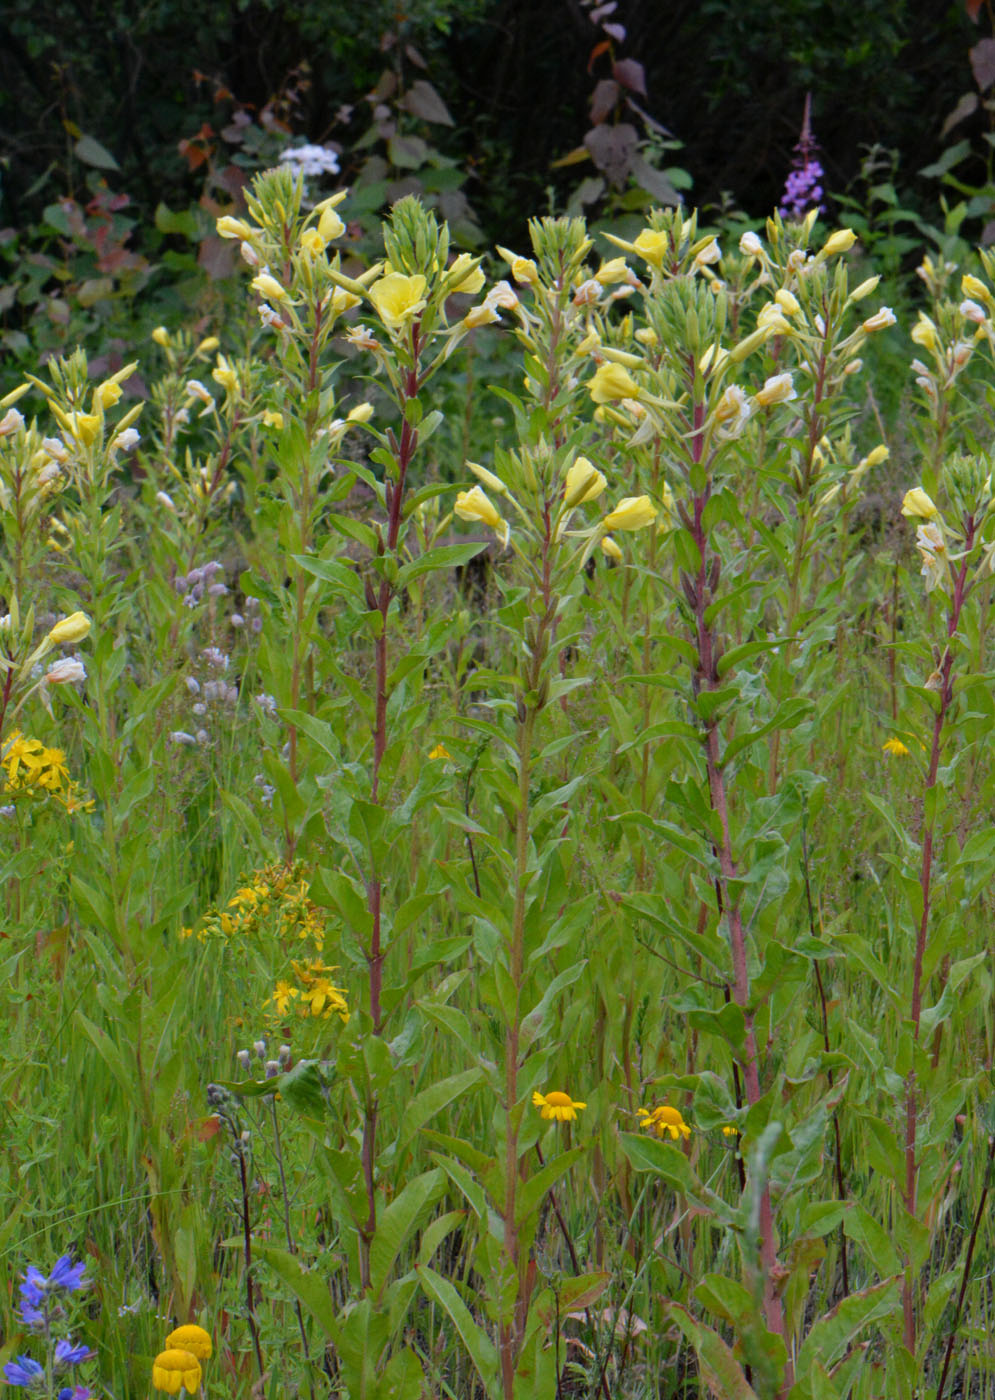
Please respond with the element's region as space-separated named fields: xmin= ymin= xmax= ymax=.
xmin=0 ymin=0 xmax=980 ymax=243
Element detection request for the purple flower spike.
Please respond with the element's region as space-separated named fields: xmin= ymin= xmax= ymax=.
xmin=779 ymin=93 xmax=826 ymax=221
xmin=4 ymin=1355 xmax=44 ymax=1386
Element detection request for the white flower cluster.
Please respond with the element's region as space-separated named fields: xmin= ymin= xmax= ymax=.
xmin=278 ymin=144 xmax=341 ymax=177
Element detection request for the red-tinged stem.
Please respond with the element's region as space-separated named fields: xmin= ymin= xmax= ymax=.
xmin=902 ymin=517 xmax=974 ymax=1355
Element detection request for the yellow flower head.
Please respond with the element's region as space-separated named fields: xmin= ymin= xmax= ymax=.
xmin=318 ymin=206 xmax=346 ymax=242
xmin=911 ymin=313 xmax=939 ymax=355
xmin=212 ymin=356 xmax=239 ymax=396
xmin=601 ymin=495 xmax=658 ymax=532
xmin=164 ymin=1325 xmax=212 ymax=1361
xmin=822 ymin=228 xmax=857 ymax=257
xmin=601 ymin=535 xmax=623 ymax=562
xmin=251 ymin=271 xmax=288 ymax=303
xmin=563 ymin=456 xmax=607 ymax=508
xmin=262 ymin=409 xmax=284 ymax=430
xmin=589 ymin=362 xmax=640 ymax=404
xmin=93 ymin=380 xmax=122 ymax=412
xmin=901 ymin=487 xmax=939 ymax=521
xmin=299 ymin=228 xmax=327 ymax=259
xmin=638 ymin=1104 xmax=691 ymax=1140
xmin=66 ymin=412 xmax=101 ymax=446
xmin=429 ymin=742 xmax=453 ymax=760
xmin=151 ymin=1349 xmax=202 ymax=1395
xmin=882 ymin=738 xmax=910 ymax=757
xmin=632 ymin=228 xmax=670 ymax=268
xmin=48 ymin=611 xmax=91 ymax=645
xmin=369 ymin=272 xmax=428 ymax=328
xmin=454 ymin=485 xmax=509 ymax=545
xmin=532 ymin=1089 xmax=586 ymax=1122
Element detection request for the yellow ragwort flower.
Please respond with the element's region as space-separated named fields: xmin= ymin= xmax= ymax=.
xmin=151 ymin=1349 xmax=202 ymax=1395
xmin=533 ymin=1089 xmax=586 ymax=1122
xmin=638 ymin=1104 xmax=691 ymax=1140
xmin=164 ymin=1325 xmax=212 ymax=1361
xmin=882 ymin=738 xmax=910 ymax=757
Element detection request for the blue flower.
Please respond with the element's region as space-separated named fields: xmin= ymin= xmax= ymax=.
xmin=58 ymin=1388 xmax=93 ymax=1400
xmin=49 ymin=1255 xmax=88 ymax=1292
xmin=55 ymin=1338 xmax=94 ymax=1368
xmin=3 ymin=1355 xmax=44 ymax=1387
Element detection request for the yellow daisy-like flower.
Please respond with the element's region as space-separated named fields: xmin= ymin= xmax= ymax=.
xmin=882 ymin=738 xmax=910 ymax=758
xmin=164 ymin=1324 xmax=213 ymax=1360
xmin=638 ymin=1104 xmax=691 ymax=1141
xmin=532 ymin=1089 xmax=586 ymax=1122
xmin=269 ymin=980 xmax=300 ymax=1016
xmin=151 ymin=1348 xmax=202 ymax=1395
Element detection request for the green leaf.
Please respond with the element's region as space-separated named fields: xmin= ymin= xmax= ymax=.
xmin=370 ymin=1168 xmax=444 ymax=1298
xmin=400 ymin=1068 xmax=484 ymax=1149
xmin=239 ymin=1243 xmax=340 ymax=1343
xmin=75 ymin=133 xmax=119 ymax=169
xmin=796 ymin=1277 xmax=899 ymax=1375
xmin=665 ymin=1302 xmax=760 ymax=1398
xmin=397 ymin=541 xmax=487 ymax=588
xmin=418 ymin=1266 xmax=501 ymax=1398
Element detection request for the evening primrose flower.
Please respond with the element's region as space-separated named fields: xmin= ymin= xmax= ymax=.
xmin=216 ymin=215 xmax=256 ymax=241
xmin=595 ymin=257 xmax=632 ymax=285
xmin=211 ymin=357 xmax=239 ymax=395
xmin=589 ymin=362 xmax=640 ymax=404
xmin=496 ymin=247 xmax=539 ymax=284
xmin=448 ymin=256 xmax=485 ymax=295
xmin=601 ymin=535 xmax=623 ymax=562
xmin=0 ymin=407 xmax=25 ymax=436
xmin=862 ymin=307 xmax=896 ymax=333
xmin=911 ymin=314 xmax=940 ymax=354
xmin=713 ymin=384 xmax=752 ymax=437
xmin=638 ymin=1104 xmax=691 ymax=1140
xmin=563 ymin=457 xmax=607 ymax=507
xmin=299 ymin=228 xmax=326 ymax=259
xmin=822 ymin=228 xmax=857 ymax=257
xmin=917 ymin=521 xmax=948 ymax=592
xmin=739 ymin=230 xmax=763 ymax=257
xmin=901 ymin=488 xmax=939 ymax=520
xmin=164 ymin=1325 xmax=212 ymax=1361
xmin=754 ymin=372 xmax=797 ymax=407
xmin=961 ymin=299 xmax=987 ymax=324
xmin=602 ymin=495 xmax=658 ymax=532
xmin=882 ymin=738 xmax=910 ymax=757
xmin=151 ymin=1349 xmax=201 ymax=1395
xmin=152 ymin=326 xmax=171 ymax=347
xmin=631 ymin=228 xmax=669 ymax=267
xmin=48 ymin=612 xmax=91 ymax=645
xmin=251 ymin=271 xmax=288 ymax=303
xmin=65 ymin=412 xmax=101 ymax=446
xmin=454 ymin=486 xmax=510 ymax=545
xmin=532 ymin=1089 xmax=586 ymax=1122
xmin=775 ymin=288 xmax=801 ymax=317
xmin=368 ymin=272 xmax=428 ymax=328
xmin=92 ymin=380 xmax=122 ymax=411
xmin=318 ymin=206 xmax=345 ymax=242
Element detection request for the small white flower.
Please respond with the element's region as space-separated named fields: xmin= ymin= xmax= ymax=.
xmin=156 ymin=490 xmax=176 ymax=512
xmin=169 ymin=730 xmax=198 ymax=746
xmin=110 ymin=427 xmax=141 ymax=453
xmin=41 ymin=437 xmax=70 ymax=463
xmin=739 ymin=230 xmax=763 ymax=257
xmin=0 ymin=408 xmax=25 ymax=437
xmin=961 ymin=298 xmax=987 ymax=324
xmin=45 ymin=657 xmax=87 ymax=685
xmin=278 ymin=142 xmax=340 ymax=176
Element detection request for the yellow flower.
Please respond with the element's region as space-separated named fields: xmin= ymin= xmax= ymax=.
xmin=212 ymin=356 xmax=239 ymax=395
xmin=196 ymin=336 xmax=220 ymax=354
xmin=754 ymin=372 xmax=797 ymax=407
xmin=532 ymin=1089 xmax=586 ymax=1122
xmin=269 ymin=980 xmax=299 ymax=1016
xmin=589 ymin=362 xmax=640 ymax=404
xmin=963 ymin=273 xmax=992 ymax=305
xmin=92 ymin=380 xmax=122 ymax=411
xmin=632 ymin=228 xmax=669 ymax=267
xmin=48 ymin=611 xmax=91 ymax=645
xmin=602 ymin=495 xmax=658 ymax=532
xmin=882 ymin=738 xmax=910 ymax=757
xmin=251 ymin=271 xmax=288 ymax=303
xmin=454 ymin=485 xmax=509 ymax=544
xmin=151 ymin=1349 xmax=202 ymax=1395
xmin=299 ymin=228 xmax=326 ymax=259
xmin=721 ymin=1124 xmax=738 ymax=1137
xmin=216 ymin=215 xmax=255 ymax=241
xmin=66 ymin=412 xmax=101 ymax=446
xmin=901 ymin=487 xmax=939 ymax=520
xmin=564 ymin=456 xmax=607 ymax=507
xmin=862 ymin=307 xmax=896 ymax=333
xmin=774 ymin=288 xmax=801 ymax=317
xmin=595 ymin=257 xmax=632 ymax=286
xmin=318 ymin=206 xmax=346 ymax=242
xmin=429 ymin=742 xmax=453 ymax=760
xmin=638 ymin=1104 xmax=691 ymax=1140
xmin=164 ymin=1325 xmax=213 ymax=1361
xmin=262 ymin=409 xmax=284 ymax=430
xmin=496 ymin=247 xmax=539 ymax=284
xmin=448 ymin=255 xmax=486 ymax=295
xmin=368 ymin=272 xmax=428 ymax=328
xmin=601 ymin=535 xmax=623 ymax=562
xmin=822 ymin=228 xmax=857 ymax=257
xmin=152 ymin=326 xmax=171 ymax=347
xmin=304 ymin=977 xmax=350 ymax=1022
xmin=330 ymin=287 xmax=361 ymax=315
xmin=911 ymin=314 xmax=939 ymax=354
xmin=347 ymin=402 xmax=374 ymax=424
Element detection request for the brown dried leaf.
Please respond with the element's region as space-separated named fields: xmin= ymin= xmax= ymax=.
xmin=613 ymin=58 xmax=647 ymax=96
xmin=402 ymin=79 xmax=454 ymax=126
xmin=941 ymin=91 xmax=979 ymax=137
xmin=590 ymin=78 xmax=620 ymax=124
xmin=584 ymin=122 xmax=638 ymax=187
xmin=971 ymin=37 xmax=995 ymax=91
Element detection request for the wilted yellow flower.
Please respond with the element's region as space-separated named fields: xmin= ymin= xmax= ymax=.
xmin=48 ymin=611 xmax=91 ymax=645
xmin=862 ymin=307 xmax=896 ymax=333
xmin=369 ymin=272 xmax=428 ymax=328
xmin=882 ymin=738 xmax=910 ymax=757
xmin=602 ymin=495 xmax=658 ymax=532
xmin=564 ymin=456 xmax=607 ymax=507
xmin=911 ymin=313 xmax=939 ymax=354
xmin=638 ymin=1104 xmax=691 ymax=1140
xmin=713 ymin=384 xmax=752 ymax=436
xmin=151 ymin=1349 xmax=202 ymax=1395
xmin=754 ymin=372 xmax=797 ymax=408
xmin=901 ymin=487 xmax=939 ymax=520
xmin=164 ymin=1325 xmax=212 ymax=1361
xmin=262 ymin=409 xmax=284 ymax=430
xmin=251 ymin=271 xmax=288 ymax=303
xmin=601 ymin=535 xmax=623 ymax=562
xmin=532 ymin=1089 xmax=586 ymax=1122
xmin=212 ymin=356 xmax=239 ymax=395
xmin=454 ymin=485 xmax=509 ymax=544
xmin=589 ymin=362 xmax=640 ymax=404
xmin=822 ymin=228 xmax=857 ymax=257
xmin=962 ymin=273 xmax=991 ymax=304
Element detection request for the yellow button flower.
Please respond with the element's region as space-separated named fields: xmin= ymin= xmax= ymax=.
xmin=164 ymin=1325 xmax=213 ymax=1360
xmin=638 ymin=1104 xmax=691 ymax=1140
xmin=368 ymin=272 xmax=428 ymax=328
xmin=151 ymin=1348 xmax=202 ymax=1395
xmin=532 ymin=1089 xmax=586 ymax=1122
xmin=602 ymin=495 xmax=658 ymax=532
xmin=589 ymin=362 xmax=640 ymax=404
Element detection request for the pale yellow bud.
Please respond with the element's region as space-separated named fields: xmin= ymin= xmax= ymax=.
xmin=601 ymin=535 xmax=623 ymax=561
xmin=602 ymin=495 xmax=658 ymax=532
xmin=152 ymin=326 xmax=170 ymax=347
xmin=901 ymin=487 xmax=939 ymax=520
xmin=822 ymin=228 xmax=857 ymax=257
xmin=318 ymin=207 xmax=346 ymax=242
xmin=48 ymin=611 xmax=91 ymax=645
xmin=563 ymin=457 xmax=607 ymax=508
